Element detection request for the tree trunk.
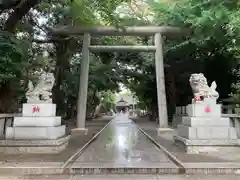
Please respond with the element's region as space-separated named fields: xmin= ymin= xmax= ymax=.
xmin=52 ymin=41 xmax=71 ymax=115
xmin=165 ymin=68 xmax=176 ymax=119
xmin=0 ymin=81 xmax=15 ymax=113
xmin=4 ymin=0 xmax=39 ymax=32
xmin=86 ymin=90 xmax=99 ymax=120
xmin=150 ymin=100 xmax=158 ymax=122
xmin=0 ymin=0 xmax=39 ymax=112
xmin=65 ymin=96 xmax=76 ymax=119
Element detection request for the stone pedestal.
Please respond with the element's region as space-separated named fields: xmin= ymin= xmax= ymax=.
xmin=1 ymin=103 xmax=70 ymax=154
xmin=174 ymin=100 xmax=238 ymax=154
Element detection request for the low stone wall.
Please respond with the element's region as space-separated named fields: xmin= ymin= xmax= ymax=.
xmin=0 ymin=114 xmax=21 ymax=139
xmin=172 ymin=106 xmax=187 ymax=128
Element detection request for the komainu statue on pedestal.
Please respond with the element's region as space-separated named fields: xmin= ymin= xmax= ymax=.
xmin=26 ymin=69 xmax=55 ymax=103
xmin=189 ymin=73 xmax=219 ymax=102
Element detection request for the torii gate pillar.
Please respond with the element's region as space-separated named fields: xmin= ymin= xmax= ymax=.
xmin=71 ymin=33 xmax=90 ymax=135
xmin=155 ymin=33 xmax=172 ymax=135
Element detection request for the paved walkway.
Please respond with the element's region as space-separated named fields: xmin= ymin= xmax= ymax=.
xmin=64 ymin=116 xmax=178 ymax=173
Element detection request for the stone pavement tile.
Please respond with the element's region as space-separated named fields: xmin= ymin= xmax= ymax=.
xmin=73 ymin=175 xmax=240 ymax=180
xmin=183 ymin=162 xmax=240 ymax=168
xmin=0 ymin=162 xmax=63 ymax=167
xmin=72 ymin=175 xmax=158 ymax=180
xmin=0 ymin=175 xmax=74 ymax=180
xmin=22 ymin=175 xmax=74 ymax=180
xmin=0 ymin=176 xmax=23 ymax=180
xmin=156 ymin=175 xmax=240 ymax=180
xmin=4 ymin=175 xmax=74 ymax=180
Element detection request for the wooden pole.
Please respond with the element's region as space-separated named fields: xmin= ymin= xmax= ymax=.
xmin=154 ymin=33 xmax=168 ymax=128
xmin=77 ymin=33 xmax=91 ymax=129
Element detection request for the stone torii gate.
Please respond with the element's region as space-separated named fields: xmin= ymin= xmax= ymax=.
xmin=51 ymin=26 xmax=184 ymax=135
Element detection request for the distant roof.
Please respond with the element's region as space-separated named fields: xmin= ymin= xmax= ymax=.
xmin=116 ymin=98 xmax=129 ymax=107
xmin=118 ymin=98 xmax=127 ymax=102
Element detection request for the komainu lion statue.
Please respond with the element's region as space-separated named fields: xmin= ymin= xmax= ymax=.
xmin=189 ymin=73 xmax=219 ymax=100
xmin=26 ymin=69 xmax=55 ymax=103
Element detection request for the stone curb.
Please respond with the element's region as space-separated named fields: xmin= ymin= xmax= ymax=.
xmin=0 ymin=166 xmax=240 ymax=175
xmin=63 ymin=167 xmax=179 ymax=174
xmin=0 ymin=167 xmax=179 ymax=175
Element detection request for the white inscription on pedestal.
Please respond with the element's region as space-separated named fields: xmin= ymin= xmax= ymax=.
xmin=32 ymin=105 xmax=40 ymax=114
xmin=204 ymin=105 xmax=211 ymax=113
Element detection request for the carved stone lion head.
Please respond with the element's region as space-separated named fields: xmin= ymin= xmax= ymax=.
xmin=189 ymin=73 xmax=207 ymax=86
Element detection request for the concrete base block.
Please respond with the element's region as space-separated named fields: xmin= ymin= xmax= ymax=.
xmin=182 ymin=116 xmax=231 ymax=127
xmin=6 ymin=125 xmax=66 ymax=140
xmin=71 ymin=128 xmax=88 ymax=136
xmin=177 ymin=125 xmax=237 ymax=140
xmin=13 ymin=116 xmax=61 ymax=127
xmin=157 ymin=128 xmax=174 ymax=136
xmin=174 ymin=135 xmax=238 ymax=154
xmin=0 ymin=135 xmax=70 ymax=154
